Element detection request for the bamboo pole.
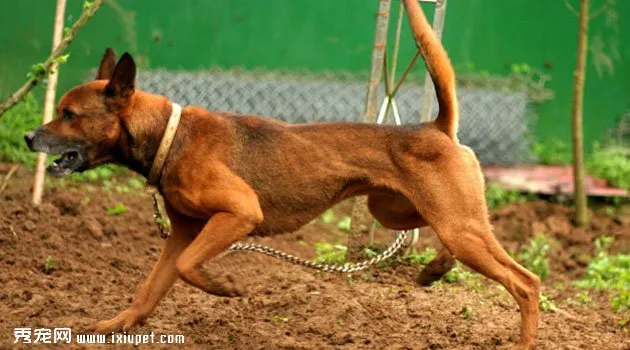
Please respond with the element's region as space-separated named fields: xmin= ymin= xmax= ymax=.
xmin=571 ymin=0 xmax=589 ymax=226
xmin=347 ymin=0 xmax=391 ymax=261
xmin=32 ymin=0 xmax=67 ymax=206
xmin=0 ymin=0 xmax=104 ymax=119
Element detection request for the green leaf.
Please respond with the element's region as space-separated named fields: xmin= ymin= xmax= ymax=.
xmin=106 ymin=203 xmax=128 ymax=216
xmin=54 ymin=54 xmax=71 ymax=65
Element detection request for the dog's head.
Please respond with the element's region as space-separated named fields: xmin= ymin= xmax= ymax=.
xmin=24 ymin=48 xmax=137 ymax=177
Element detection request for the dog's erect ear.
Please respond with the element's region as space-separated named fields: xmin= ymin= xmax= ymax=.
xmin=105 ymin=52 xmax=136 ymax=99
xmin=95 ymin=48 xmax=117 ymax=80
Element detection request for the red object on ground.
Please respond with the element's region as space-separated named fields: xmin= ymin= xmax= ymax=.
xmin=483 ymin=165 xmax=628 ymax=197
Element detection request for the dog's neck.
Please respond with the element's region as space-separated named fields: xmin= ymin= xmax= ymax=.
xmin=116 ymin=91 xmax=175 ymax=179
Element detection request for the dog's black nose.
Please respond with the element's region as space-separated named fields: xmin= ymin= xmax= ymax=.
xmin=24 ymin=131 xmax=36 ymax=150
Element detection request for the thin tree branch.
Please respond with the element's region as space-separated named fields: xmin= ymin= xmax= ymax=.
xmin=590 ymin=0 xmax=615 ymax=20
xmin=0 ymin=165 xmax=19 ymax=194
xmin=562 ymin=0 xmax=616 ymax=20
xmin=0 ymin=0 xmax=104 ymax=118
xmin=562 ymin=0 xmax=580 ymax=16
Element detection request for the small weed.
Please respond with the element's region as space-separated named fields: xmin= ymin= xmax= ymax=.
xmin=363 ymin=247 xmax=378 ymax=258
xmin=612 ymin=290 xmax=629 ymax=313
xmin=42 ymin=256 xmax=56 ymax=275
xmin=313 ymin=242 xmax=346 ymax=264
xmin=586 ymin=144 xmax=630 ymax=191
xmin=337 ymin=216 xmax=352 ymax=232
xmin=127 ymin=177 xmax=145 ymax=190
xmin=539 ymin=293 xmax=559 ymax=313
xmin=531 ymin=139 xmax=571 ymax=166
xmin=268 ymin=315 xmax=289 ymax=323
xmin=321 ymin=209 xmax=335 ymax=224
xmin=106 ymin=203 xmax=128 ymax=216
xmin=443 ymin=262 xmax=476 ymax=284
xmin=485 ymin=184 xmax=529 ymax=210
xmin=604 ymin=206 xmax=616 ymax=217
xmin=576 ymin=291 xmax=592 ymax=305
xmin=405 ymin=247 xmax=437 ymax=266
xmin=575 ymin=236 xmax=630 ymax=314
xmin=516 ymin=234 xmax=551 ymax=280
xmin=68 ymin=165 xmax=128 ymax=184
xmin=459 ymin=306 xmax=473 ymax=320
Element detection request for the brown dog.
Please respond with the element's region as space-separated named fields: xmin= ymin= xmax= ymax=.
xmin=24 ymin=1 xmax=539 ymax=348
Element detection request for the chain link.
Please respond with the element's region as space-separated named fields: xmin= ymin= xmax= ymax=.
xmin=229 ymin=230 xmax=409 ymax=273
xmin=148 ymin=190 xmax=409 ymax=273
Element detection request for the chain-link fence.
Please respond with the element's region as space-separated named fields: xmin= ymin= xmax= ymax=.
xmin=137 ymin=69 xmax=533 ymax=165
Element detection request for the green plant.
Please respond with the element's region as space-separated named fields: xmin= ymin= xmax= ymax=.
xmin=516 ymin=234 xmax=551 ymax=280
xmin=106 ymin=203 xmax=128 ymax=216
xmin=459 ymin=306 xmax=473 ymax=320
xmin=531 ymin=139 xmax=571 ymax=166
xmin=576 ymin=291 xmax=592 ymax=304
xmin=68 ymin=164 xmax=128 ymax=183
xmin=485 ymin=184 xmax=528 ymax=210
xmin=313 ymin=242 xmax=346 ymax=264
xmin=612 ymin=290 xmax=629 ymax=313
xmin=268 ymin=315 xmax=289 ymax=323
xmin=0 ymin=94 xmax=41 ymax=165
xmin=320 ymin=209 xmax=335 ymax=224
xmin=575 ymin=236 xmax=630 ymax=314
xmin=443 ymin=262 xmax=476 ymax=284
xmin=586 ymin=144 xmax=630 ymax=190
xmin=539 ymin=293 xmax=559 ymax=313
xmin=42 ymin=256 xmax=56 ymax=275
xmin=405 ymin=247 xmax=437 ymax=266
xmin=337 ymin=216 xmax=352 ymax=232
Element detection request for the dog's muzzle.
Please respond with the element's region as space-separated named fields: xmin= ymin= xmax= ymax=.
xmin=24 ymin=129 xmax=88 ymax=177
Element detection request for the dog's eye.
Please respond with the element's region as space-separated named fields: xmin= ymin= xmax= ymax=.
xmin=62 ymin=110 xmax=74 ymax=121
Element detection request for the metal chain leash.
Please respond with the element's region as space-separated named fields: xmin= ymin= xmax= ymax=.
xmin=148 ymin=190 xmax=410 ymax=273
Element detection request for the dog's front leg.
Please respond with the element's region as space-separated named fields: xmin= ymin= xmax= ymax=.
xmin=175 ymin=209 xmax=262 ymax=295
xmin=93 ymin=208 xmax=199 ymax=333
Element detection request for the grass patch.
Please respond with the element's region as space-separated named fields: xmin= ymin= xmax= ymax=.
xmin=0 ymin=94 xmax=41 ymax=165
xmin=516 ymin=233 xmax=551 ymax=281
xmin=443 ymin=262 xmax=477 ymax=283
xmin=575 ymin=236 xmax=630 ymax=314
xmin=531 ymin=139 xmax=571 ymax=166
xmin=586 ymin=144 xmax=630 ymax=191
xmin=404 ymin=247 xmax=437 ymax=266
xmin=539 ymin=293 xmax=559 ymax=313
xmin=106 ymin=203 xmax=128 ymax=216
xmin=485 ymin=184 xmax=529 ymax=210
xmin=313 ymin=242 xmax=346 ymax=265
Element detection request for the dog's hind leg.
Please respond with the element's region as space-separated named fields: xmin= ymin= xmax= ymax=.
xmin=406 ymin=161 xmax=539 ymax=349
xmin=93 ymin=206 xmax=199 ymax=333
xmin=430 ymin=221 xmax=540 ymax=349
xmin=416 ymin=248 xmax=455 ymax=286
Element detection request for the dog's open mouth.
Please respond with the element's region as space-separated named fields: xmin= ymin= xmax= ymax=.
xmin=47 ymin=150 xmax=86 ymax=177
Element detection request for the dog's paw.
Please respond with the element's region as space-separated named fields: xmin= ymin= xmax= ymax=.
xmin=207 ymin=273 xmax=246 ymax=297
xmin=416 ymin=269 xmax=444 ymax=286
xmin=92 ymin=308 xmax=143 ymax=334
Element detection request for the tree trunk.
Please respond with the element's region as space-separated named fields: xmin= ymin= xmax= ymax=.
xmin=347 ymin=0 xmax=391 ymax=261
xmin=572 ymin=0 xmax=589 ymax=226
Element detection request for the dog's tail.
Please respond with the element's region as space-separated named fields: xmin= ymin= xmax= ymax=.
xmin=403 ymin=0 xmax=459 ymax=141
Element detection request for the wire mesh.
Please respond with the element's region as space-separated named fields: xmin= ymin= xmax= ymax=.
xmin=136 ymin=69 xmax=533 ymax=165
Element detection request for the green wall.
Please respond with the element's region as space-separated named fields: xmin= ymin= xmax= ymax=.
xmin=1 ymin=0 xmax=628 ymax=152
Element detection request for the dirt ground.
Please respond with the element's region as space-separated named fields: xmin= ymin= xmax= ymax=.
xmin=1 ymin=165 xmax=629 ymax=349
